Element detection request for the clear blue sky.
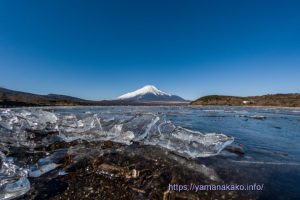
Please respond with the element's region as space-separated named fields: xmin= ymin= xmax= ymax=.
xmin=0 ymin=0 xmax=299 ymax=100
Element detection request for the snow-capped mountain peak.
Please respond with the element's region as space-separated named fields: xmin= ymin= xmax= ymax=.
xmin=118 ymin=85 xmax=171 ymax=100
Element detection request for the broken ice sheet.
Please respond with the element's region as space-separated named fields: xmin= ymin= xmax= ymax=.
xmin=0 ymin=108 xmax=234 ymax=158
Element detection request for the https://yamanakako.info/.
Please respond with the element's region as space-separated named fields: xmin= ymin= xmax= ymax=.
xmin=168 ymin=183 xmax=264 ymax=192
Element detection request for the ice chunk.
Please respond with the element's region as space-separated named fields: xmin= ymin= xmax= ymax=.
xmin=29 ymin=163 xmax=59 ymax=178
xmin=0 ymin=109 xmax=59 ymax=148
xmin=0 ymin=156 xmax=28 ymax=180
xmin=145 ymin=122 xmax=234 ymax=158
xmin=0 ymin=153 xmax=30 ymax=200
xmin=0 ymin=177 xmax=30 ymax=200
xmin=58 ymin=113 xmax=103 ymax=142
xmin=29 ymin=150 xmax=66 ymax=177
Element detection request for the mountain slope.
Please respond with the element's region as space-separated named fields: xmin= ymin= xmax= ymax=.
xmin=0 ymin=87 xmax=93 ymax=107
xmin=190 ymin=94 xmax=300 ymax=107
xmin=0 ymin=86 xmax=188 ymax=107
xmin=117 ymin=85 xmax=186 ymax=102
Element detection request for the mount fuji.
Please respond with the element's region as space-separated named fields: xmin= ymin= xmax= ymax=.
xmin=0 ymin=85 xmax=188 ymax=107
xmin=117 ymin=85 xmax=187 ymax=102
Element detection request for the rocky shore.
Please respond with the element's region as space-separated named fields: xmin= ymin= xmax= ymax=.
xmin=4 ymin=140 xmax=261 ymax=200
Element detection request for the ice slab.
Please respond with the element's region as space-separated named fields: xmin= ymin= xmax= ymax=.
xmin=0 ymin=109 xmax=234 ymax=158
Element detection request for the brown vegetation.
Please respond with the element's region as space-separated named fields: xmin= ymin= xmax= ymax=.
xmin=190 ymin=94 xmax=300 ymax=107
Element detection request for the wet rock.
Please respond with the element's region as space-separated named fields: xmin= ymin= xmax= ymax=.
xmin=225 ymin=144 xmax=245 ymax=155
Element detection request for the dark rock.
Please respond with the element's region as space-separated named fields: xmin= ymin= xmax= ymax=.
xmin=225 ymin=144 xmax=245 ymax=155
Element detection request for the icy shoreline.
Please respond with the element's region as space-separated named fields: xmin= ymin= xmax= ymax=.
xmin=0 ymin=108 xmax=233 ymax=199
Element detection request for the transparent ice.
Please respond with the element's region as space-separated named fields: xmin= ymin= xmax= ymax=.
xmin=0 ymin=109 xmax=233 ymax=158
